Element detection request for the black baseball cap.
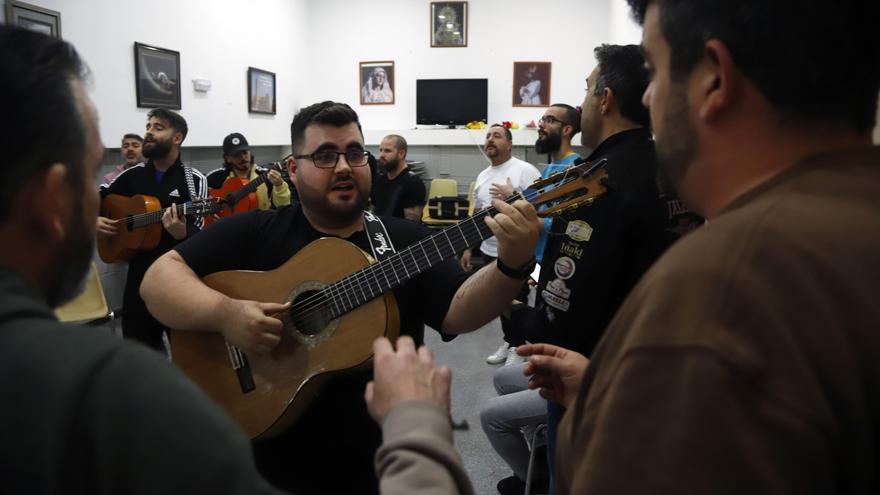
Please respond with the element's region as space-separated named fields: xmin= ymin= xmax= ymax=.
xmin=223 ymin=132 xmax=250 ymax=155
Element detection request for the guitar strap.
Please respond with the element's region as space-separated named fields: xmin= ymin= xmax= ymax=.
xmin=362 ymin=210 xmax=397 ymax=261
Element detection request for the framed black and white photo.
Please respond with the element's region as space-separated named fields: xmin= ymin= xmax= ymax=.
xmin=134 ymin=42 xmax=181 ymax=109
xmin=5 ymin=1 xmax=61 ymax=38
xmin=513 ymin=61 xmax=551 ymax=107
xmin=431 ymin=2 xmax=467 ymax=47
xmin=248 ymin=67 xmax=276 ymax=115
xmin=359 ymin=61 xmax=395 ymax=105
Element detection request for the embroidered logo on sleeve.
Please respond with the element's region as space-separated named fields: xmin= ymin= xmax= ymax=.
xmin=565 ymin=220 xmax=592 ymax=242
xmin=169 ymin=188 xmax=180 ymax=198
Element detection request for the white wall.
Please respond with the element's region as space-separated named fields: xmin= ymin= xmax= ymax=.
xmin=19 ymin=0 xmax=642 ymax=146
xmin=303 ymin=0 xmax=640 ymax=134
xmin=27 ymin=0 xmax=308 ymax=148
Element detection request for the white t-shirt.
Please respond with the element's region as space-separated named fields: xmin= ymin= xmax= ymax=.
xmin=472 ymin=156 xmax=541 ymax=257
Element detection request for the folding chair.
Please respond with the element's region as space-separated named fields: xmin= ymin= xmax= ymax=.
xmin=55 ymin=261 xmax=116 ymax=332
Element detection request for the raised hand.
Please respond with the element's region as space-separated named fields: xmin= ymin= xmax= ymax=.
xmin=365 ymin=336 xmax=452 ymax=424
xmin=519 ymin=343 xmax=589 ymax=406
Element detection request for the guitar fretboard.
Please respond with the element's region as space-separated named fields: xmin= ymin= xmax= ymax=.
xmin=291 ymin=195 xmax=518 ymax=322
xmin=127 ymin=203 xmax=198 ymax=230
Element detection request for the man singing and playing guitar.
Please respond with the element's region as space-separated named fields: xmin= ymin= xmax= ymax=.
xmin=141 ymin=101 xmax=543 ymax=494
xmin=97 ymin=108 xmax=207 ymax=352
xmin=206 ymin=132 xmax=291 ymax=216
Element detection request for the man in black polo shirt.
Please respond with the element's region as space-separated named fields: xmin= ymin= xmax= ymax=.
xmin=141 ymin=101 xmax=542 ymax=494
xmin=370 ymin=134 xmax=426 ymax=221
xmin=526 ymin=44 xmax=701 ymax=491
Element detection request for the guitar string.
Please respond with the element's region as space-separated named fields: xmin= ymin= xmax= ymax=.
xmin=290 ymin=195 xmax=500 ymax=323
xmin=284 ymin=168 xmax=602 ymax=325
xmin=283 ymin=171 xmax=592 ymax=325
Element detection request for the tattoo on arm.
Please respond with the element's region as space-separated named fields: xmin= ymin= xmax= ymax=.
xmin=455 ymin=265 xmax=488 ymax=300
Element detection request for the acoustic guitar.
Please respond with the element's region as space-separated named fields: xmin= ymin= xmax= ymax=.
xmin=205 ymin=161 xmax=288 ymax=227
xmin=170 ymin=157 xmax=609 ymax=439
xmin=98 ymin=194 xmax=221 ymax=263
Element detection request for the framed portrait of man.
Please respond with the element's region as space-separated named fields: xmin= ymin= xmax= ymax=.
xmin=5 ymin=1 xmax=61 ymax=38
xmin=248 ymin=67 xmax=276 ymax=115
xmin=134 ymin=42 xmax=181 ymax=109
xmin=359 ymin=61 xmax=395 ymax=105
xmin=431 ymin=2 xmax=467 ymax=47
xmin=513 ymin=61 xmax=551 ymax=107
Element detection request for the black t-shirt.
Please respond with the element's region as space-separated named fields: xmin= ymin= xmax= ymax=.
xmin=174 ymin=204 xmax=468 ymax=494
xmin=370 ymin=167 xmax=426 ymax=218
xmin=528 ymin=128 xmax=700 ymax=355
xmin=176 ymin=204 xmax=465 ymax=344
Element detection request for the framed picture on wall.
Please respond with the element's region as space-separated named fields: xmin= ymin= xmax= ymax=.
xmin=134 ymin=42 xmax=181 ymax=109
xmin=430 ymin=2 xmax=467 ymax=47
xmin=359 ymin=61 xmax=395 ymax=105
xmin=248 ymin=67 xmax=276 ymax=115
xmin=5 ymin=1 xmax=61 ymax=38
xmin=513 ymin=61 xmax=551 ymax=107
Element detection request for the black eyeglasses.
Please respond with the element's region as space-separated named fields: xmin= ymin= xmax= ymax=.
xmin=538 ymin=115 xmax=572 ymax=127
xmin=293 ymin=149 xmax=369 ymax=169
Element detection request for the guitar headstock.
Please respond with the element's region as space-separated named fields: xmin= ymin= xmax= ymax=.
xmin=523 ymin=157 xmax=609 ymax=217
xmin=187 ymin=198 xmax=224 ymax=217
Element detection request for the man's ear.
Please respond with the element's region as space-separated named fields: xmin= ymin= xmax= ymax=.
xmin=173 ymin=131 xmax=184 ymax=146
xmin=22 ymin=163 xmax=70 ymax=242
xmin=697 ymin=39 xmax=738 ymax=123
xmin=600 ymin=87 xmax=614 ymax=116
xmin=287 ymin=156 xmax=298 ymax=186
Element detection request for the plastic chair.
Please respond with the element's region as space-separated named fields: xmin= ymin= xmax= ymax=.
xmin=467 ymin=181 xmax=476 ymax=216
xmin=422 ymin=178 xmax=465 ymax=228
xmin=55 ymin=261 xmax=115 ymax=331
xmin=524 ymin=423 xmax=548 ymax=495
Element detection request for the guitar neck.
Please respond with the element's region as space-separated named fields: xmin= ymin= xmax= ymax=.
xmin=229 ymin=162 xmax=285 ymax=205
xmin=321 ymin=198 xmax=509 ymax=320
xmin=127 ymin=202 xmax=203 ymax=230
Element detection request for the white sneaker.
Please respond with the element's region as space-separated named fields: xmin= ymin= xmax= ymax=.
xmin=504 ymin=346 xmax=524 ymax=366
xmin=487 ymin=342 xmax=510 ymax=364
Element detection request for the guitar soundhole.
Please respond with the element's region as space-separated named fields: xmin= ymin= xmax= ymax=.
xmin=288 ymin=289 xmax=331 ymax=336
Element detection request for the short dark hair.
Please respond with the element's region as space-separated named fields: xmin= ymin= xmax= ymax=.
xmin=550 ymin=103 xmax=582 ymax=135
xmin=122 ymin=133 xmax=143 ymax=143
xmin=593 ymin=44 xmax=650 ymax=128
xmin=147 ymin=108 xmax=188 ymax=141
xmin=290 ymin=101 xmax=363 ymax=154
xmin=626 ymin=0 xmax=880 ymax=131
xmin=0 ymin=27 xmax=88 ymax=222
xmin=383 ymin=134 xmax=408 ymax=155
xmin=489 ymin=124 xmax=513 ymax=142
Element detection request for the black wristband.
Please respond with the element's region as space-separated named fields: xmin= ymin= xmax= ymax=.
xmin=496 ymin=256 xmax=536 ymax=280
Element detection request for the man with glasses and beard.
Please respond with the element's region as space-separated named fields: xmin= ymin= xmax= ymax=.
xmin=368 ymin=0 xmax=880 ymax=492
xmin=0 ymin=26 xmax=288 ymax=494
xmin=141 ymin=101 xmax=542 ymax=494
xmin=97 ymin=108 xmax=206 ymax=352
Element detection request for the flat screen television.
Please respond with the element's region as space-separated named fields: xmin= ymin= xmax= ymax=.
xmin=416 ymin=78 xmax=488 ymax=127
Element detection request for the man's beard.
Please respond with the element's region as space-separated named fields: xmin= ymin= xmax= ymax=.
xmin=296 ymin=175 xmax=369 ymax=229
xmin=45 ymin=197 xmax=95 ymax=308
xmin=380 ymin=156 xmax=400 ymax=173
xmin=123 ymin=154 xmax=140 ymax=167
xmin=535 ymin=131 xmax=562 ymax=155
xmin=143 ymin=137 xmax=172 ymax=160
xmin=654 ymin=83 xmax=698 ymax=189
